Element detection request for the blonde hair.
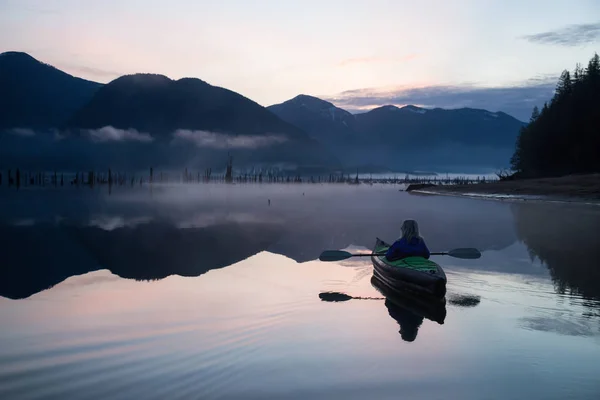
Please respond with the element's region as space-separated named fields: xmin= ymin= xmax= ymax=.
xmin=400 ymin=220 xmax=422 ymax=242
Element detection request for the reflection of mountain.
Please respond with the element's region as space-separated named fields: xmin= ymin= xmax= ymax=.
xmin=371 ymin=275 xmax=446 ymax=342
xmin=0 ymin=222 xmax=101 ymax=300
xmin=65 ymin=221 xmax=282 ymax=280
xmin=0 ymin=220 xmax=282 ymax=299
xmin=512 ymin=203 xmax=600 ymax=301
xmin=0 ymin=186 xmax=523 ymax=299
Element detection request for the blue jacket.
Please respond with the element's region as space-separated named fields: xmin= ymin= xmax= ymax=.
xmin=385 ymin=237 xmax=430 ymax=261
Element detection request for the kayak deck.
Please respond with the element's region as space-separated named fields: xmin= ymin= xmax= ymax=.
xmin=374 ymin=241 xmax=439 ymax=272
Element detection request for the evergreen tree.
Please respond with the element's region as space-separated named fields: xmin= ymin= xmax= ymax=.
xmin=555 ymin=70 xmax=572 ymax=99
xmin=573 ymin=63 xmax=584 ymax=82
xmin=586 ymin=52 xmax=599 ymax=79
xmin=530 ymin=106 xmax=540 ymax=122
xmin=510 ymin=53 xmax=600 ymax=177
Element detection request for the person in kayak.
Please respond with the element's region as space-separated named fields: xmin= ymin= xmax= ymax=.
xmin=385 ymin=220 xmax=430 ymax=261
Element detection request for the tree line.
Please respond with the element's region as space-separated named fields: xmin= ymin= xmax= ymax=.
xmin=511 ymin=53 xmax=600 ymax=177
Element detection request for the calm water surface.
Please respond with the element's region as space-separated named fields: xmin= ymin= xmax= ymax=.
xmin=0 ymin=184 xmax=599 ymax=400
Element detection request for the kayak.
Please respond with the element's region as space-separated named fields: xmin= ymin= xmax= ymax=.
xmin=371 ymin=237 xmax=447 ymax=298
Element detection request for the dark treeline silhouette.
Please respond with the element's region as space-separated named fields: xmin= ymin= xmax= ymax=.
xmin=511 ymin=53 xmax=600 ymax=177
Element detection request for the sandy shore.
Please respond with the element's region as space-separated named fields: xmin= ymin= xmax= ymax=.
xmin=411 ymin=174 xmax=600 ymax=203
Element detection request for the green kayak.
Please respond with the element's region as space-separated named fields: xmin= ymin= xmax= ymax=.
xmin=371 ymin=238 xmax=447 ymax=298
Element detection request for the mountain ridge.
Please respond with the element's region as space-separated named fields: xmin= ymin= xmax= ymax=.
xmin=0 ymin=51 xmax=102 ymax=129
xmin=67 ymin=73 xmax=312 ymax=142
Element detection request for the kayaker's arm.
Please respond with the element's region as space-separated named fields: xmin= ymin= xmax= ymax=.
xmin=385 ymin=240 xmax=402 ymax=260
xmin=422 ymin=241 xmax=431 ymax=259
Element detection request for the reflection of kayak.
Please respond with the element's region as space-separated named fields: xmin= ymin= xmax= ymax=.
xmin=371 ymin=275 xmax=446 ymax=342
xmin=371 ymin=237 xmax=447 ymax=298
xmin=371 ymin=275 xmax=446 ymax=326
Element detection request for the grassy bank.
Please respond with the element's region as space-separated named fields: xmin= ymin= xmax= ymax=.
xmin=413 ymin=174 xmax=600 ymax=202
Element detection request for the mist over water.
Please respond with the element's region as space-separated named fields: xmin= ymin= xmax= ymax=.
xmin=0 ymin=184 xmax=599 ymax=399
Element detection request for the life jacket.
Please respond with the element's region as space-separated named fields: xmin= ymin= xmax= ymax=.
xmin=385 ymin=237 xmax=430 ymax=261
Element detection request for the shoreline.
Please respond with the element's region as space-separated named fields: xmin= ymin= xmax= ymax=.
xmin=409 ymin=174 xmax=600 ymax=205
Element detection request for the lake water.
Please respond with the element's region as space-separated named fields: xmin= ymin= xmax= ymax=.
xmin=0 ymin=184 xmax=599 ymax=400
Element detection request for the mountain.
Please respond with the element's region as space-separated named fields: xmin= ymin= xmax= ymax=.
xmin=269 ymin=96 xmax=526 ymax=170
xmin=0 ymin=51 xmax=102 ymax=129
xmin=267 ymin=95 xmax=359 ymax=143
xmin=69 ymin=75 xmax=312 ymax=138
xmin=65 ymin=74 xmax=337 ymax=169
xmin=354 ymin=105 xmax=524 ymax=148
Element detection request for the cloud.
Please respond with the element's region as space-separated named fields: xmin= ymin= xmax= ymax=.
xmin=326 ymin=78 xmax=557 ymax=122
xmin=521 ymin=22 xmax=600 ymax=46
xmin=338 ymin=54 xmax=418 ymax=67
xmin=172 ymin=129 xmax=288 ymax=149
xmin=8 ymin=128 xmax=35 ymax=137
xmin=84 ymin=126 xmax=154 ymax=143
xmin=88 ymin=216 xmax=153 ymax=231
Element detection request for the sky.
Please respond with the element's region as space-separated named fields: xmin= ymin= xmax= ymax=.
xmin=1 ymin=0 xmax=599 ymax=121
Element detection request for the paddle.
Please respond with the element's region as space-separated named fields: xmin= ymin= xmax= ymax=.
xmin=319 ymin=291 xmax=481 ymax=308
xmin=318 ymin=248 xmax=481 ymax=262
xmin=319 ymin=292 xmax=384 ymax=302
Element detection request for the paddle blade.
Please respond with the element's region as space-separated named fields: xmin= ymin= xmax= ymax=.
xmin=319 ymin=292 xmax=353 ymax=302
xmin=318 ymin=250 xmax=353 ymax=262
xmin=447 ymin=248 xmax=481 ymax=259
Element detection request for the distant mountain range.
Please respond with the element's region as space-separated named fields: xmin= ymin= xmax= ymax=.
xmin=0 ymin=52 xmax=336 ymax=171
xmin=1 ymin=51 xmax=525 ymax=172
xmin=269 ymin=95 xmax=525 ymax=171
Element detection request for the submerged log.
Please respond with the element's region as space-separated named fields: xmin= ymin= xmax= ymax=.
xmin=405 ymin=183 xmax=436 ymax=192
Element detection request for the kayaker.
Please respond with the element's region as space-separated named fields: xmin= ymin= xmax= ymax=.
xmin=385 ymin=220 xmax=430 ymax=261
